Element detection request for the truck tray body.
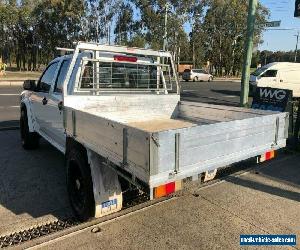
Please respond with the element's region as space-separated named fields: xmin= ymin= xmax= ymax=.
xmin=64 ymin=94 xmax=288 ymax=195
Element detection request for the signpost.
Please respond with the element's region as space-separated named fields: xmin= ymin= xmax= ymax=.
xmin=240 ymin=0 xmax=258 ymax=107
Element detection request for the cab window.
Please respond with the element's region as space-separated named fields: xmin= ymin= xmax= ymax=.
xmin=54 ymin=59 xmax=71 ymax=93
xmin=261 ymin=70 xmax=277 ymax=78
xmin=37 ymin=62 xmax=59 ymax=92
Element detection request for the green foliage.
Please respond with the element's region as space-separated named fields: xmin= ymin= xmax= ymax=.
xmin=0 ymin=0 xmax=270 ymax=75
xmin=195 ymin=0 xmax=269 ymax=75
xmin=258 ymin=50 xmax=299 ymax=64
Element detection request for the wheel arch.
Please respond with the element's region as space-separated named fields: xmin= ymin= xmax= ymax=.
xmin=20 ymin=101 xmax=35 ymax=132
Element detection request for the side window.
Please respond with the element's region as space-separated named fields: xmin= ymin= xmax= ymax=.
xmin=261 ymin=70 xmax=277 ymax=78
xmin=54 ymin=59 xmax=71 ymax=93
xmin=37 ymin=62 xmax=59 ymax=92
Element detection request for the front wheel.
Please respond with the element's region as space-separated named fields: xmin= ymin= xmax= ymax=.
xmin=66 ymin=147 xmax=95 ymax=221
xmin=208 ymin=76 xmax=213 ymax=82
xmin=20 ymin=108 xmax=39 ymax=150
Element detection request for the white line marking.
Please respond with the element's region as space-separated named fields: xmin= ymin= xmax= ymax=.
xmin=225 ymin=96 xmax=238 ymax=98
xmin=0 ymin=106 xmax=19 ymax=109
xmin=0 ymin=94 xmax=19 ymax=96
xmin=182 ymin=90 xmax=197 ymax=92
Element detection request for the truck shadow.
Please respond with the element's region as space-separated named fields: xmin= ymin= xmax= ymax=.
xmin=225 ymin=155 xmax=300 ymax=203
xmin=211 ymin=89 xmax=241 ymax=96
xmin=0 ymin=130 xmax=73 ymax=235
xmin=181 ymin=92 xmax=240 ymax=107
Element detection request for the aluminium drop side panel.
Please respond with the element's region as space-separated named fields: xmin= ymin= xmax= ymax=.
xmin=149 ymin=111 xmax=288 ymax=188
xmin=64 ymin=107 xmax=151 ymax=184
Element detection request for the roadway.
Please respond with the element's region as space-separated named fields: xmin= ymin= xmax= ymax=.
xmin=0 ymin=86 xmax=21 ymax=129
xmin=0 ymin=80 xmax=243 ymax=129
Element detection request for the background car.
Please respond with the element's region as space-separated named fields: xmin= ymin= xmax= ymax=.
xmin=182 ymin=69 xmax=213 ymax=82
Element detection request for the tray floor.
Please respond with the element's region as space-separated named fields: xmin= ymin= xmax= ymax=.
xmin=128 ymin=118 xmax=197 ymax=132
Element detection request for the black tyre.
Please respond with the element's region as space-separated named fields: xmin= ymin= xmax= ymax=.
xmin=20 ymin=108 xmax=39 ymax=149
xmin=185 ymin=80 xmax=189 ymax=82
xmin=208 ymin=76 xmax=213 ymax=82
xmin=193 ymin=77 xmax=198 ymax=82
xmin=66 ymin=147 xmax=95 ymax=221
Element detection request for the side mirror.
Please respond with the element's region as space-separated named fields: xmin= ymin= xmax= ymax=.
xmin=23 ymin=80 xmax=37 ymax=91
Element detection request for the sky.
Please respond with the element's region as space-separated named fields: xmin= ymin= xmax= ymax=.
xmin=259 ymin=0 xmax=300 ymax=52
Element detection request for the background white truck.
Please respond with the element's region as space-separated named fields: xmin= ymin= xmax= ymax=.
xmin=250 ymin=62 xmax=300 ymax=97
xmin=20 ymin=42 xmax=289 ymax=221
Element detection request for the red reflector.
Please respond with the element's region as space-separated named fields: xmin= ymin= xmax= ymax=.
xmin=166 ymin=182 xmax=175 ymax=195
xmin=259 ymin=150 xmax=275 ymax=163
xmin=114 ymin=55 xmax=137 ymax=62
xmin=265 ymin=151 xmax=271 ymax=160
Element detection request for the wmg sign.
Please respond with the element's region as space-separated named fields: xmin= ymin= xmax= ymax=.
xmin=251 ymin=87 xmax=292 ymax=112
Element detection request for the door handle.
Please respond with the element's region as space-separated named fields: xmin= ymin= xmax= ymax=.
xmin=42 ymin=97 xmax=48 ymax=105
xmin=58 ymin=101 xmax=63 ymax=111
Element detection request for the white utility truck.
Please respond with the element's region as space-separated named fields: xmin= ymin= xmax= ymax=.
xmin=250 ymin=62 xmax=300 ymax=97
xmin=20 ymin=42 xmax=289 ymax=221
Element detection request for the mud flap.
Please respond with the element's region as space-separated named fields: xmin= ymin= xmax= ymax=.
xmin=203 ymin=169 xmax=217 ymax=182
xmin=87 ymin=150 xmax=123 ymax=218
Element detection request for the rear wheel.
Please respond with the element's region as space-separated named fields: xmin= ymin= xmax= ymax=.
xmin=66 ymin=147 xmax=95 ymax=221
xmin=20 ymin=108 xmax=39 ymax=149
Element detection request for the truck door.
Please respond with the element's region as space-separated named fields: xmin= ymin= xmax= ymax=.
xmin=279 ymin=70 xmax=300 ymax=96
xmin=46 ymin=59 xmax=71 ymax=148
xmin=31 ymin=61 xmax=59 ymax=134
xmin=257 ymin=69 xmax=278 ymax=87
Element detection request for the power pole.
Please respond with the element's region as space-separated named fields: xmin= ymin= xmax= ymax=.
xmin=295 ymin=31 xmax=299 ymax=62
xmin=240 ymin=0 xmax=258 ymax=107
xmin=163 ymin=3 xmax=169 ymax=51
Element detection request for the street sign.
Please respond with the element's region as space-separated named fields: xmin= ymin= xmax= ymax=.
xmin=251 ymin=87 xmax=292 ymax=112
xmin=265 ymin=21 xmax=281 ymax=28
xmin=295 ymin=0 xmax=300 ymax=18
xmin=251 ymin=87 xmax=294 ymax=138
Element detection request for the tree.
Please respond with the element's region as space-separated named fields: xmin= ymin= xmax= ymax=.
xmin=114 ymin=2 xmax=135 ymax=45
xmin=193 ymin=0 xmax=269 ymax=76
xmin=0 ymin=0 xmax=270 ymax=75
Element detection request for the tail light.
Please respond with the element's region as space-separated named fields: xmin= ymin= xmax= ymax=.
xmin=259 ymin=150 xmax=275 ymax=163
xmin=114 ymin=55 xmax=137 ymax=62
xmin=154 ymin=180 xmax=182 ymax=199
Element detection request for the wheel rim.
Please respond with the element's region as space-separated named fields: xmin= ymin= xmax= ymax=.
xmin=69 ymin=161 xmax=85 ymax=214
